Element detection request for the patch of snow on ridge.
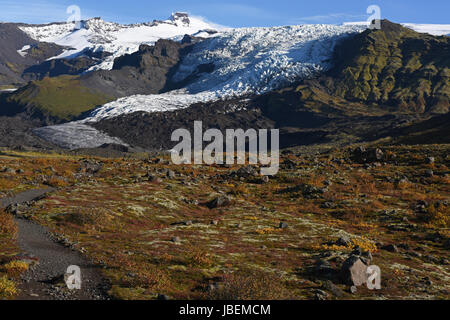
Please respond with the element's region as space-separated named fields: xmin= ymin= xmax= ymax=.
xmin=19 ymin=13 xmax=223 ymax=70
xmin=401 ymin=23 xmax=450 ymax=36
xmin=343 ymin=22 xmax=450 ymax=36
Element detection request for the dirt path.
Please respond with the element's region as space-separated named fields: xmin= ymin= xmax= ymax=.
xmin=1 ymin=189 xmax=110 ymax=300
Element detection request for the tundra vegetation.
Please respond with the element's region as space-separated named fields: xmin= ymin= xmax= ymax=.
xmin=0 ymin=143 xmax=448 ymax=300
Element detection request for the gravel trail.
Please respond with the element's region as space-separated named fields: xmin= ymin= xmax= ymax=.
xmin=1 ymin=189 xmax=110 ymax=300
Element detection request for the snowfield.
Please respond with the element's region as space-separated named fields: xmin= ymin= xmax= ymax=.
xmin=343 ymin=22 xmax=450 ymax=36
xmin=401 ymin=23 xmax=450 ymax=36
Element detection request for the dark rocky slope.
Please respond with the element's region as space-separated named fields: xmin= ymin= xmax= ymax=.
xmin=22 ymin=49 xmax=112 ymax=81
xmin=0 ymin=23 xmax=64 ymax=86
xmin=0 ymin=37 xmax=200 ymax=123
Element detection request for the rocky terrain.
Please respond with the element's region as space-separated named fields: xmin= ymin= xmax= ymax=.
xmin=0 ymin=144 xmax=448 ymax=300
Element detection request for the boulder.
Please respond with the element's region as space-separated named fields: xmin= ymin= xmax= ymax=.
xmin=381 ymin=244 xmax=399 ymax=252
xmin=426 ymin=157 xmax=435 ymax=164
xmin=279 ymin=222 xmax=289 ymax=229
xmin=336 ymin=235 xmax=352 ymax=247
xmin=352 ymin=147 xmax=384 ymax=164
xmin=341 ymin=255 xmax=368 ymax=286
xmin=206 ymin=195 xmax=231 ymax=209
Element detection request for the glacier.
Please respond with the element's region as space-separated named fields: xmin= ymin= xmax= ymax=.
xmin=82 ymin=24 xmax=365 ymax=122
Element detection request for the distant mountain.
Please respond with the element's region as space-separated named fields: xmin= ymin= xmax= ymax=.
xmin=0 ymin=14 xmax=448 ymax=150
xmin=71 ymin=21 xmax=450 ymax=149
xmin=18 ymin=13 xmax=220 ymax=71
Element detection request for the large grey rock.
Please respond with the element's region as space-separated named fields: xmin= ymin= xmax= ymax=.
xmin=341 ymin=255 xmax=368 ymax=286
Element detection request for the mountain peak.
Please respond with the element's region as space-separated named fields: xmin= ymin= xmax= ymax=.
xmin=169 ymin=12 xmax=191 ymax=26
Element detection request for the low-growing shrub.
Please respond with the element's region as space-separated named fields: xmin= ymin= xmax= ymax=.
xmin=0 ymin=276 xmax=17 ymax=299
xmin=207 ymin=270 xmax=290 ymax=300
xmin=0 ymin=211 xmax=17 ymax=237
xmin=1 ymin=260 xmax=29 ymax=278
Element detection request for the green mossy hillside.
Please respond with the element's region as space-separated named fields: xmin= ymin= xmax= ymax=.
xmin=4 ymin=75 xmax=113 ymax=121
xmin=330 ymin=20 xmax=449 ymax=113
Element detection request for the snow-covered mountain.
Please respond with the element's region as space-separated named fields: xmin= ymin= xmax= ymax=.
xmin=29 ymin=16 xmax=450 ymax=149
xmin=34 ymin=23 xmax=365 ymax=148
xmin=19 ymin=13 xmax=222 ymax=71
xmin=80 ymin=24 xmax=365 ymax=121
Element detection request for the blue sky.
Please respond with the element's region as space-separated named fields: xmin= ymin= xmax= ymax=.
xmin=0 ymin=0 xmax=448 ymax=26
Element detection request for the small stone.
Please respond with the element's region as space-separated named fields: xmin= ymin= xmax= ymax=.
xmin=206 ymin=195 xmax=231 ymax=209
xmin=323 ymin=280 xmax=345 ymax=298
xmin=279 ymin=222 xmax=289 ymax=229
xmin=425 ymin=169 xmax=434 ymax=177
xmin=261 ymin=176 xmax=270 ymax=183
xmin=350 ymin=286 xmax=357 ymax=294
xmin=210 ymin=220 xmax=219 ymax=226
xmin=321 ymin=201 xmax=335 ymax=209
xmin=314 ymin=289 xmax=329 ymax=300
xmin=207 ymin=283 xmax=219 ymax=292
xmin=336 ymin=235 xmax=352 ymax=247
xmin=166 ymin=170 xmax=176 ymax=178
xmin=148 ymin=175 xmax=162 ymax=183
xmin=157 ymin=294 xmax=170 ymax=300
xmin=408 ymin=251 xmax=422 ymax=258
xmin=382 ymin=244 xmax=399 ymax=253
xmin=426 ymin=157 xmax=435 ymax=164
xmin=171 ymin=237 xmax=181 ymax=243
